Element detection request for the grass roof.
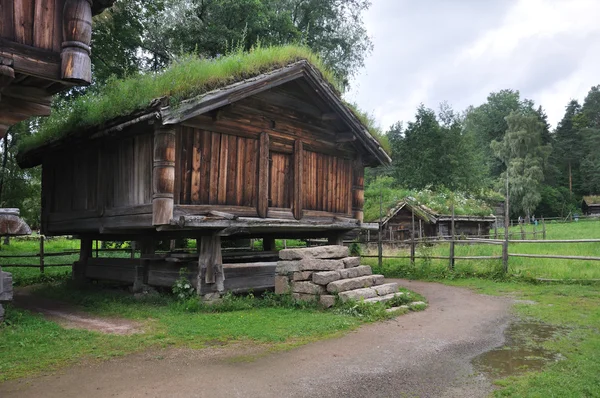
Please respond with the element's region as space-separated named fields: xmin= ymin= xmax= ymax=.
xmin=364 ymin=178 xmax=497 ymax=222
xmin=18 ymin=45 xmax=390 ymax=157
xmin=583 ymin=195 xmax=600 ymax=205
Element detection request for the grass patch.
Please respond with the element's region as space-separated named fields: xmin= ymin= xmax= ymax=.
xmin=364 ymin=220 xmax=600 ymax=281
xmin=444 ymin=279 xmax=600 ymax=397
xmin=18 ymin=44 xmax=389 ymax=158
xmin=0 ymin=281 xmax=423 ymax=381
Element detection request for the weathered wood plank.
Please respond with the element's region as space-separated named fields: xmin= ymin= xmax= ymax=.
xmin=208 ymin=132 xmax=220 ymax=204
xmin=257 ymin=132 xmax=269 ymax=218
xmin=152 ymin=127 xmax=176 ymax=225
xmin=14 ymin=0 xmax=34 ymax=45
xmin=217 ymin=132 xmax=229 ymax=204
xmin=0 ymin=0 xmax=15 ymax=40
xmin=191 ymin=128 xmax=201 ymax=203
xmin=33 ymin=0 xmax=55 ymax=50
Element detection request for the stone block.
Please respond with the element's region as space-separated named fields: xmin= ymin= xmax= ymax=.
xmin=342 ymin=257 xmax=361 ymax=268
xmin=373 ymin=283 xmax=399 ymax=296
xmin=319 ymin=295 xmax=336 ymax=308
xmin=276 ymin=260 xmax=301 ymax=275
xmin=0 ymin=304 xmax=4 ymax=322
xmin=338 ymin=287 xmax=378 ymax=302
xmin=279 ymin=245 xmax=349 ymax=260
xmin=312 ymin=271 xmax=341 ymax=285
xmin=292 ymin=271 xmax=313 ymax=281
xmin=363 ymin=292 xmax=401 ymax=304
xmin=292 ymin=281 xmax=326 ymax=295
xmin=338 ymin=265 xmax=372 ymax=279
xmin=327 ymin=274 xmax=385 ymax=293
xmin=292 ymin=293 xmax=317 ymax=302
xmin=0 ymin=271 xmax=12 ymax=302
xmin=274 ymin=275 xmax=290 ymax=294
xmin=298 ymin=259 xmax=344 ymax=272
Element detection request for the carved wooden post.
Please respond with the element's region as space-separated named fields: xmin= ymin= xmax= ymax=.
xmin=352 ymin=157 xmax=364 ymax=222
xmin=61 ymin=0 xmax=93 ymax=84
xmin=152 ymin=127 xmax=176 ymax=225
xmin=73 ymin=237 xmax=92 ymax=284
xmin=198 ymin=233 xmax=225 ymax=297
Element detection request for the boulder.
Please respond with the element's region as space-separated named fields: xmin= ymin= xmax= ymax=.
xmin=274 ymin=275 xmax=290 ymax=294
xmin=312 ymin=271 xmax=341 ymax=285
xmin=292 ymin=281 xmax=326 ymax=295
xmin=338 ymin=265 xmax=372 ymax=279
xmin=327 ymin=275 xmax=385 ymax=293
xmin=338 ymin=287 xmax=378 ymax=302
xmin=342 ymin=257 xmax=361 ymax=268
xmin=279 ymin=245 xmax=349 ymax=260
xmin=0 ymin=270 xmax=12 ymax=302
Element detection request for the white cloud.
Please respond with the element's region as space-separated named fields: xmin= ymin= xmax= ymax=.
xmin=347 ymin=0 xmax=600 ymax=131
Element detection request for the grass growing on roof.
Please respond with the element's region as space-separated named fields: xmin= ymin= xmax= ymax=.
xmin=18 ymin=44 xmax=386 ymax=156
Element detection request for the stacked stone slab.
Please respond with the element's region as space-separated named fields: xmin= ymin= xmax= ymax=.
xmin=275 ymin=245 xmax=402 ymax=308
xmin=0 ymin=267 xmax=13 ymax=322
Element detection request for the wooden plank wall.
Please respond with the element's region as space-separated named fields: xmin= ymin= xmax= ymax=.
xmin=302 ymin=150 xmax=352 ymax=214
xmin=2 ymin=0 xmax=63 ymax=52
xmin=177 ymin=126 xmax=258 ymax=207
xmin=269 ymin=152 xmax=292 ymax=208
xmin=105 ymin=134 xmax=153 ymax=208
xmin=49 ymin=147 xmax=98 ymax=213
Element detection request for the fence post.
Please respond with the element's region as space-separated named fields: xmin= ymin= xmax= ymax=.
xmin=520 ymin=224 xmax=526 ymax=240
xmin=533 ymin=225 xmax=537 ymax=240
xmin=542 ymin=218 xmax=546 ymax=240
xmin=449 ymin=203 xmax=455 ymax=270
xmin=378 ymin=189 xmax=383 ymax=269
xmin=494 ymin=222 xmax=498 ymax=240
xmin=503 ymin=171 xmax=510 ymax=274
xmin=39 ymin=235 xmax=45 ymax=274
xmin=410 ymin=208 xmax=416 ymax=266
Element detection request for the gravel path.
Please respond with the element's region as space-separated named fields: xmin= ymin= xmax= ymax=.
xmin=0 ymin=279 xmax=512 ymax=398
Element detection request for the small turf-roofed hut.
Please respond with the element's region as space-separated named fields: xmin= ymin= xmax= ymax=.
xmin=17 ymin=49 xmax=390 ymax=295
xmin=0 ymin=0 xmax=115 ymax=137
xmin=380 ymin=199 xmax=496 ymax=241
xmin=582 ymin=196 xmax=600 ymax=216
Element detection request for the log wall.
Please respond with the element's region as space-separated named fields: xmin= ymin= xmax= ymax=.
xmin=1 ymin=0 xmax=64 ymax=52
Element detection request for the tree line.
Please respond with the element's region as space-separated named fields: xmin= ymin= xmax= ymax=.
xmin=369 ymin=87 xmax=600 ymax=219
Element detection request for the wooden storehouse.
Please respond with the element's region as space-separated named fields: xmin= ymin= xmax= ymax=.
xmin=17 ymin=59 xmax=390 ymax=295
xmin=379 ymin=200 xmax=496 ymax=241
xmin=0 ymin=0 xmax=114 ymax=137
xmin=582 ymin=196 xmax=600 ymax=216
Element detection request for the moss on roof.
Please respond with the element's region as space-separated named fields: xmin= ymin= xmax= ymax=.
xmin=583 ymin=195 xmax=600 ymax=205
xmin=18 ymin=45 xmax=390 ymax=157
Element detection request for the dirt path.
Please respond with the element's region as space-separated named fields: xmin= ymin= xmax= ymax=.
xmin=0 ymin=280 xmax=512 ymax=398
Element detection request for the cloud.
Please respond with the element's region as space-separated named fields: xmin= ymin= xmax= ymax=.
xmin=347 ymin=0 xmax=600 ymax=131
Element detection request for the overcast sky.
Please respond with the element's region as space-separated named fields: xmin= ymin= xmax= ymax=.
xmin=347 ymin=0 xmax=600 ymax=131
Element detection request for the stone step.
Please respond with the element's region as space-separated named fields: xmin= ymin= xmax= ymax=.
xmin=338 ymin=265 xmax=372 ymax=279
xmin=312 ymin=265 xmax=373 ymax=286
xmin=279 ymin=245 xmax=349 ymax=260
xmin=327 ymin=274 xmax=385 ymax=293
xmin=373 ymin=282 xmax=399 ymax=296
xmin=363 ymin=292 xmax=403 ymax=304
xmin=338 ymin=287 xmax=378 ymax=302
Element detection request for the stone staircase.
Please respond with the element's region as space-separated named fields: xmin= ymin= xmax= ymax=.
xmin=275 ymin=245 xmax=402 ymax=308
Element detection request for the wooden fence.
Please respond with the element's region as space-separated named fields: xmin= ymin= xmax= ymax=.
xmin=362 ymin=236 xmax=600 ymax=274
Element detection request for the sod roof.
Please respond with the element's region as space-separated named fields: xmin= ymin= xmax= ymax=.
xmin=17 ymin=45 xmax=390 ymax=165
xmin=583 ymin=196 xmax=600 ymax=205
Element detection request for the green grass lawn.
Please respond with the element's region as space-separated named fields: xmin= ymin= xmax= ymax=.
xmin=364 ymin=219 xmax=600 ymax=280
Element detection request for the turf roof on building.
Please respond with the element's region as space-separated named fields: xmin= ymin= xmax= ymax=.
xmin=18 ymin=45 xmax=389 ymax=158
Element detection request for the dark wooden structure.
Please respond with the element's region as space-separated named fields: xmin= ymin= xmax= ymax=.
xmin=0 ymin=0 xmax=115 ymax=137
xmin=18 ymin=60 xmax=389 ymax=295
xmin=582 ymin=196 xmax=600 ymax=216
xmin=379 ymin=200 xmax=496 ymax=241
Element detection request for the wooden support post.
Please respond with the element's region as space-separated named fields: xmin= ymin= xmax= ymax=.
xmin=197 ymin=233 xmax=224 ymax=295
xmin=39 ymin=235 xmax=45 ymax=274
xmin=130 ymin=241 xmax=136 ymax=259
xmin=61 ymin=0 xmax=93 ymax=84
xmin=152 ymin=127 xmax=176 ymax=225
xmin=74 ymin=237 xmax=92 ymax=284
xmin=328 ymin=233 xmax=344 ymax=246
xmin=95 ymin=240 xmax=98 ymax=258
xmin=263 ymin=237 xmax=275 ymax=251
xmin=257 ymin=132 xmax=269 ymax=218
xmin=378 ymin=188 xmax=383 ymax=269
xmin=449 ymin=203 xmax=455 ymax=270
xmin=293 ymin=140 xmax=303 ymax=220
xmin=419 ymin=219 xmax=422 ymax=239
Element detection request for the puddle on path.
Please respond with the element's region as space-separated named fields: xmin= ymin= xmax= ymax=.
xmin=472 ymin=322 xmax=564 ymax=378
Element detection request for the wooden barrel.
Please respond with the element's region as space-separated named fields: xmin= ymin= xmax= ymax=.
xmin=152 ymin=127 xmax=176 ymax=225
xmin=61 ymin=0 xmax=93 ymax=84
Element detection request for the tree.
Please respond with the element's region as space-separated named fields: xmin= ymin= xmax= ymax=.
xmin=491 ymin=111 xmax=551 ymax=218
xmin=549 ymin=100 xmax=582 ymax=194
xmin=388 ymin=104 xmax=485 ymax=192
xmin=91 ymin=0 xmax=373 ymax=88
xmin=0 ymin=121 xmax=41 ymax=228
